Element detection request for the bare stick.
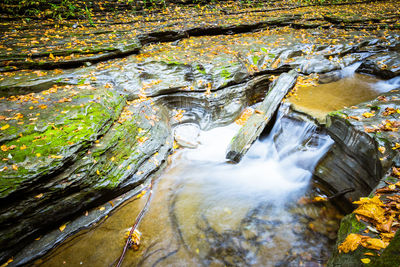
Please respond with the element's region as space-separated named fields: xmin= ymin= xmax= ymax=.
xmin=115 ymin=182 xmax=154 ymax=267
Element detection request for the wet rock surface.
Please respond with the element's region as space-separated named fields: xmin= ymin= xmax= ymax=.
xmin=357 ymin=51 xmax=400 ymax=79
xmin=0 ymin=4 xmax=399 ymax=265
xmin=314 ymin=89 xmax=400 ymax=206
xmin=0 ymin=84 xmax=173 ymax=263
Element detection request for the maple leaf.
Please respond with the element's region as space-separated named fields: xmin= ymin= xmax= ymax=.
xmin=353 ymin=196 xmax=386 ymax=224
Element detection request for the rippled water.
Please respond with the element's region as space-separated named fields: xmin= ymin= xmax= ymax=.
xmin=40 ymin=106 xmax=342 ymax=267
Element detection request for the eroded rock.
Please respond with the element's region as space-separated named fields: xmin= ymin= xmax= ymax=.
xmin=0 ymin=84 xmax=173 ymax=264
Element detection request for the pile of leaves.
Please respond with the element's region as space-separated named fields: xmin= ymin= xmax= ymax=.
xmin=338 ymin=167 xmax=400 ymax=258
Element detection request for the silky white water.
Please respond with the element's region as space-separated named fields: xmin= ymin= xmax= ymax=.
xmin=181 ymin=105 xmax=333 ymax=203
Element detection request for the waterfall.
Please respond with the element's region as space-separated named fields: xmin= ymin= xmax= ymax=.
xmin=183 ymin=104 xmax=334 ymax=203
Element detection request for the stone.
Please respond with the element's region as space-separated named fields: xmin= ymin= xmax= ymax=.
xmin=226 ymin=70 xmax=298 ymax=163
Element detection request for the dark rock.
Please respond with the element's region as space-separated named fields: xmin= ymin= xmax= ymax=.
xmin=357 ymin=51 xmax=400 ymax=79
xmin=157 ymin=74 xmax=272 ymax=130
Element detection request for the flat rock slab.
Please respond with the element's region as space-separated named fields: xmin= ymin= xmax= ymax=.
xmin=226 ymin=70 xmax=298 ymax=163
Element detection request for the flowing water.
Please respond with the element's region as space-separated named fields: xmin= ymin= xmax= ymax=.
xmin=39 ymin=106 xmax=342 ymax=267
xmin=36 ymin=64 xmax=400 ymax=267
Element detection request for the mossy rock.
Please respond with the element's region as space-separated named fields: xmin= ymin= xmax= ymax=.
xmin=0 ymin=86 xmax=173 ymax=263
xmin=0 ymin=84 xmax=124 ymax=199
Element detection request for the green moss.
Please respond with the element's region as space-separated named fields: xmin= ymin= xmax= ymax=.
xmin=0 ymin=87 xmax=125 ymax=198
xmin=252 ymin=55 xmax=260 ymax=65
xmin=336 ymin=213 xmax=366 ymax=243
xmin=328 ymin=110 xmax=348 ymax=118
xmin=196 ymin=64 xmax=207 ymax=75
xmin=220 ymin=68 xmax=231 ymax=79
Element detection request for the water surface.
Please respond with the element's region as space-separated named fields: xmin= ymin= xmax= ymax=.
xmin=40 ymin=107 xmax=342 ymax=267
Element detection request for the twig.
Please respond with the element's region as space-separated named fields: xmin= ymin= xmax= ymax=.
xmin=328 ymin=188 xmax=355 ymax=200
xmin=115 ymin=181 xmax=154 ymax=267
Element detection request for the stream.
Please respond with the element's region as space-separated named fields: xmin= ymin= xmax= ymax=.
xmin=33 ymin=67 xmax=400 ymax=267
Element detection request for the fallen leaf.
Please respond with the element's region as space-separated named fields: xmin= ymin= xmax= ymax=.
xmin=338 ymin=233 xmax=362 ymax=253
xmin=363 ymin=237 xmax=388 ymax=250
xmin=59 ymin=224 xmax=66 ymax=232
xmin=353 ymin=196 xmax=386 ymax=224
xmin=362 ymin=112 xmax=375 ymax=118
xmin=0 ymin=258 xmax=13 ymax=267
xmin=1 ymin=124 xmax=10 ymax=130
xmin=361 ymin=258 xmax=371 ymax=264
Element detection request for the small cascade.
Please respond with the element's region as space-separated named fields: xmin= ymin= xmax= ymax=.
xmin=374 ymin=75 xmax=400 ymax=92
xmin=341 ymin=62 xmax=362 ymax=78
xmin=183 ymin=104 xmax=334 ymax=203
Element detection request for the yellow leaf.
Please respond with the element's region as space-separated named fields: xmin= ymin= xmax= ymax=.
xmin=12 ymin=165 xmax=18 ymax=171
xmin=0 ymin=258 xmax=13 ymax=267
xmin=378 ymin=146 xmax=385 ymax=154
xmin=127 ymin=165 xmax=131 ymax=170
xmin=36 ymin=153 xmax=41 ymax=157
xmin=392 ymin=143 xmax=400 ymax=150
xmin=338 ymin=233 xmax=362 ymax=253
xmin=353 ymin=196 xmax=386 ymax=223
xmin=96 ymin=169 xmax=100 ymax=175
xmin=99 ymin=206 xmax=105 ymax=211
xmin=59 ymin=224 xmax=66 ymax=232
xmin=361 ymin=258 xmax=371 ymax=264
xmin=50 ymin=155 xmax=63 ymax=159
xmin=35 ymin=193 xmax=43 ymax=199
xmin=312 ymin=196 xmax=327 ymax=202
xmin=20 ymin=144 xmax=27 ymax=150
xmin=110 ymin=156 xmax=115 ymax=162
xmin=1 ymin=145 xmax=8 ymax=152
xmin=49 ymin=53 xmax=55 ymax=60
xmin=363 ymin=237 xmax=388 ymax=250
xmin=389 ymin=184 xmax=396 ymax=190
xmin=362 ymin=112 xmax=375 ymax=118
xmin=1 ymin=124 xmax=10 ymax=130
